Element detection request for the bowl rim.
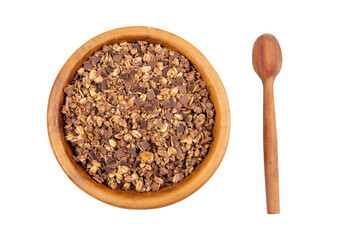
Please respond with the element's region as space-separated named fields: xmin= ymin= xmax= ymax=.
xmin=47 ymin=26 xmax=230 ymax=209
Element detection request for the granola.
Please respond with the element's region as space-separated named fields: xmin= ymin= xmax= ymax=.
xmin=62 ymin=41 xmax=215 ymax=192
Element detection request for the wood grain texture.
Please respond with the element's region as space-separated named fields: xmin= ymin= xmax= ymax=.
xmin=252 ymin=34 xmax=282 ymax=214
xmin=47 ymin=26 xmax=230 ymax=209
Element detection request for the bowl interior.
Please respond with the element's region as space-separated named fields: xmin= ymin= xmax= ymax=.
xmin=48 ymin=26 xmax=230 ymax=209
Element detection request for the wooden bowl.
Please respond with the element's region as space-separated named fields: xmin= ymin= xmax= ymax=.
xmin=47 ymin=26 xmax=230 ymax=209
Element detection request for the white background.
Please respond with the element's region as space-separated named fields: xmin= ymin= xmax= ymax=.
xmin=1 ymin=0 xmax=359 ymax=239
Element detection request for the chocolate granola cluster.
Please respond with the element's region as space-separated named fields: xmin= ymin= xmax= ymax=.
xmin=62 ymin=41 xmax=215 ymax=192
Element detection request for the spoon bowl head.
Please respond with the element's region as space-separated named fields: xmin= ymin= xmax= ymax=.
xmin=252 ymin=34 xmax=282 ymax=83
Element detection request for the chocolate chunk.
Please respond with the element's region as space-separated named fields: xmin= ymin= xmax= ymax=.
xmin=127 ymin=119 xmax=132 ymax=129
xmin=199 ymin=89 xmax=209 ymax=97
xmin=145 ymin=105 xmax=155 ymax=111
xmin=94 ymin=56 xmax=101 ymax=63
xmin=115 ymin=149 xmax=125 ymax=158
xmin=106 ymin=65 xmax=113 ymax=74
xmin=138 ymin=129 xmax=146 ymax=136
xmin=163 ymin=179 xmax=172 ymax=186
xmin=179 ymin=85 xmax=187 ymax=94
xmin=119 ymin=103 xmax=126 ymax=112
xmin=89 ymin=151 xmax=102 ymax=162
xmin=100 ymin=69 xmax=108 ymax=77
xmin=142 ymin=100 xmax=151 ymax=107
xmin=70 ymin=118 xmax=81 ymax=125
xmin=146 ymin=90 xmax=156 ymax=100
xmin=133 ymin=85 xmax=141 ymax=92
xmin=103 ymin=45 xmax=112 ymax=52
xmin=104 ymin=166 xmax=113 ymax=174
xmin=124 ymin=80 xmax=132 ymax=90
xmin=162 ymin=67 xmax=170 ymax=77
xmin=100 ymin=80 xmax=108 ymax=90
xmin=107 ymin=158 xmax=117 ymax=168
xmin=119 ymin=73 xmax=129 ymax=79
xmin=152 ymin=76 xmax=160 ymax=82
xmin=89 ymin=106 xmax=96 ymax=113
xmin=169 ymin=97 xmax=176 ymax=107
xmin=163 ymin=100 xmax=171 ymax=109
xmin=176 ymin=147 xmax=183 ymax=156
xmin=140 ymin=140 xmax=151 ymax=150
xmin=116 ymin=181 xmax=124 ymax=189
xmin=172 ymin=135 xmax=179 ymax=147
xmin=132 ymin=43 xmax=140 ymax=51
xmin=119 ymin=161 xmax=130 ymax=167
xmin=134 ymin=86 xmax=146 ymax=93
xmin=139 ymin=119 xmax=146 ymax=129
xmin=113 ymin=54 xmax=121 ymax=62
xmin=129 ymin=106 xmax=140 ymax=111
xmin=95 ymin=84 xmax=101 ymax=92
xmin=83 ymin=60 xmax=93 ymax=70
xmin=177 ymin=126 xmax=184 ymax=134
xmin=183 ymin=114 xmax=188 ymax=122
xmin=98 ymin=169 xmax=107 ymax=178
xmin=173 ymin=102 xmax=182 ymax=112
xmin=90 ymin=56 xmax=100 ymax=64
xmin=132 ymin=160 xmax=140 ymax=169
xmin=173 ymin=81 xmax=182 ymax=86
xmin=153 ymin=166 xmax=159 ymax=177
xmin=153 ymin=88 xmax=160 ymax=95
xmin=105 ymin=158 xmax=117 ymax=173
xmin=74 ymin=73 xmax=81 ymax=81
xmin=103 ymin=127 xmax=112 ymax=139
xmin=139 ymin=87 xmax=147 ymax=94
xmin=119 ymin=49 xmax=128 ymax=57
xmin=151 ymin=98 xmax=159 ymax=108
xmin=165 ymin=112 xmax=173 ymax=122
xmin=179 ymin=95 xmax=188 ymax=106
xmin=150 ymin=182 xmax=160 ymax=191
xmin=187 ymin=84 xmax=195 ymax=93
xmin=128 ymin=69 xmax=136 ymax=76
xmin=127 ymin=147 xmax=136 ymax=155
xmin=176 ymin=76 xmax=184 ymax=83
xmin=134 ymin=97 xmax=143 ymax=106
xmin=148 ymin=60 xmax=156 ymax=68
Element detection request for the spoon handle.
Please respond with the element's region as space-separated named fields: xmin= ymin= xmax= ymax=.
xmin=263 ymin=82 xmax=280 ymax=214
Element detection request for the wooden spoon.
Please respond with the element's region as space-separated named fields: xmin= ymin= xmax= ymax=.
xmin=252 ymin=34 xmax=282 ymax=214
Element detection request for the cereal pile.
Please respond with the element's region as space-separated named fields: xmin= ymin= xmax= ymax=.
xmin=62 ymin=41 xmax=215 ymax=192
